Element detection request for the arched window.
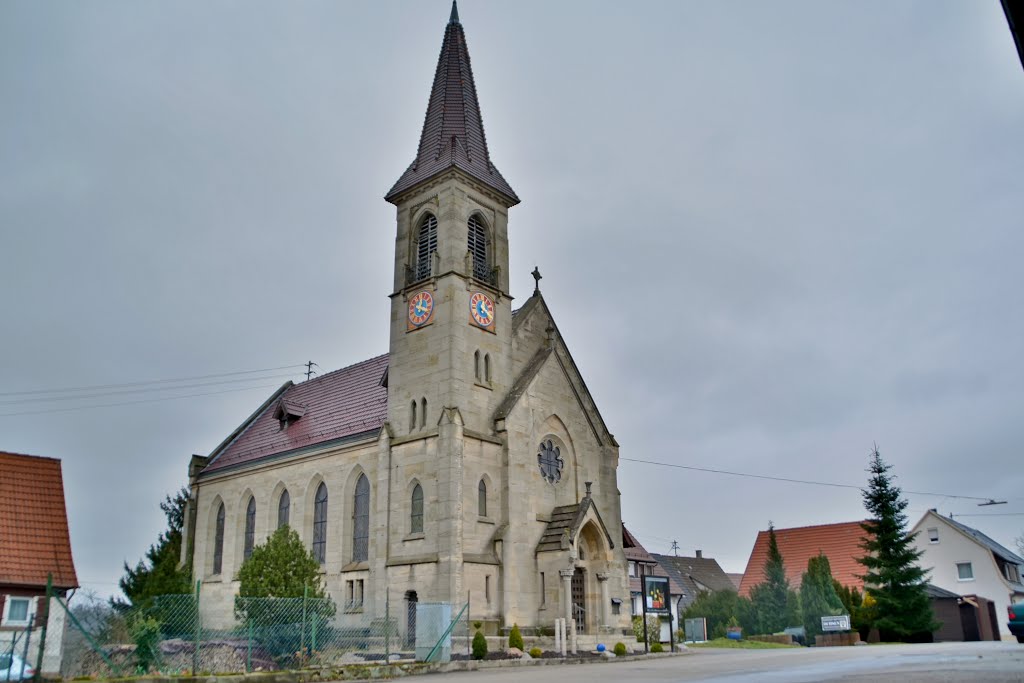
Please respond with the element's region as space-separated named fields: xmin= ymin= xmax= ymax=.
xmin=420 ymin=397 xmax=427 ymax=429
xmin=278 ymin=489 xmax=290 ymax=529
xmin=410 ymin=400 xmax=417 ymax=432
xmin=313 ymin=483 xmax=328 ymax=565
xmin=410 ymin=483 xmax=424 ymax=534
xmin=478 ymin=479 xmax=487 ymax=517
xmin=484 ymin=354 xmax=491 ymax=382
xmin=415 ymin=214 xmax=438 ymax=281
xmin=213 ymin=503 xmax=225 ymax=574
xmin=467 ymin=215 xmax=490 ymax=281
xmin=243 ymin=496 xmax=256 ymax=561
xmin=474 ymin=350 xmax=481 ymax=381
xmin=353 ymin=474 xmax=370 ymax=562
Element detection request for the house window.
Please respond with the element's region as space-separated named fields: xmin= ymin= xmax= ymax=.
xmin=2 ymin=597 xmax=32 ymax=626
xmin=1006 ymin=564 xmax=1021 ymax=584
xmin=957 ymin=562 xmax=974 ymax=581
xmin=313 ymin=483 xmax=328 ymax=565
xmin=278 ymin=489 xmax=290 ymax=529
xmin=478 ymin=479 xmax=487 ymax=517
xmin=353 ymin=474 xmax=370 ymax=562
xmin=243 ymin=496 xmax=256 ymax=561
xmin=467 ymin=214 xmax=490 ymax=282
xmin=415 ymin=214 xmax=438 ymax=281
xmin=611 ymin=598 xmax=622 ymax=616
xmin=927 ymin=528 xmax=939 ymax=544
xmin=628 ymin=561 xmax=636 ymax=577
xmin=410 ymin=483 xmax=424 ymax=534
xmin=213 ymin=503 xmax=225 ymax=574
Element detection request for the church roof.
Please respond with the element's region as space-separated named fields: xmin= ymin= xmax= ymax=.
xmin=202 ymin=354 xmax=388 ymax=475
xmin=0 ymin=452 xmax=79 ymax=589
xmin=385 ymin=2 xmax=518 ymax=205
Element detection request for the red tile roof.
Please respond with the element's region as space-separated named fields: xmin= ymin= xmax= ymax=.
xmin=203 ymin=355 xmax=388 ymax=474
xmin=385 ymin=6 xmax=518 ymax=204
xmin=738 ymin=521 xmax=869 ymax=597
xmin=0 ymin=452 xmax=79 ymax=589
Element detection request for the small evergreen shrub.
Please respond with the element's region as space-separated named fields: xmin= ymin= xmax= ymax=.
xmin=509 ymin=623 xmax=524 ymax=650
xmin=472 ymin=630 xmax=488 ymax=660
xmin=129 ymin=616 xmax=161 ymax=673
xmin=613 ymin=642 xmax=627 ymax=657
xmin=528 ymin=647 xmax=542 ymax=658
xmin=650 ymin=642 xmax=664 ymax=653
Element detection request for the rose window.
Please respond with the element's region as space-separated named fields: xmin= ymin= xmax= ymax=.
xmin=537 ymin=439 xmax=563 ymax=484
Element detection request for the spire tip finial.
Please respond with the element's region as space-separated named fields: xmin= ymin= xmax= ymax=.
xmin=449 ymin=0 xmax=460 ymax=24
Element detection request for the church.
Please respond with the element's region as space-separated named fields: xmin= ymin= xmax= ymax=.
xmin=182 ymin=2 xmax=632 ymax=639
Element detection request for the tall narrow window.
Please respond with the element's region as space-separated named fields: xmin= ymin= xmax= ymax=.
xmin=410 ymin=400 xmax=417 ymax=432
xmin=474 ymin=350 xmax=481 ymax=381
xmin=411 ymin=483 xmax=424 ymax=534
xmin=478 ymin=479 xmax=487 ymax=517
xmin=467 ymin=215 xmax=490 ymax=281
xmin=213 ymin=503 xmax=225 ymax=574
xmin=243 ymin=496 xmax=256 ymax=561
xmin=420 ymin=397 xmax=427 ymax=429
xmin=278 ymin=489 xmax=290 ymax=529
xmin=313 ymin=483 xmax=328 ymax=565
xmin=353 ymin=474 xmax=370 ymax=562
xmin=484 ymin=354 xmax=491 ymax=382
xmin=415 ymin=214 xmax=438 ymax=281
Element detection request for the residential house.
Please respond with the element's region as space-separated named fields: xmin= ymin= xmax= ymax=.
xmin=739 ymin=521 xmax=869 ymax=596
xmin=622 ymin=526 xmax=684 ymax=641
xmin=0 ymin=452 xmax=79 ymax=676
xmin=910 ymin=510 xmax=1024 ymax=641
xmin=652 ymin=551 xmax=736 ymax=611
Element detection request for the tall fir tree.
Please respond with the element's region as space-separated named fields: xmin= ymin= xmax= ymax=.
xmin=749 ymin=522 xmax=798 ymax=633
xmin=857 ymin=447 xmax=937 ymax=640
xmin=117 ymin=488 xmax=192 ymax=608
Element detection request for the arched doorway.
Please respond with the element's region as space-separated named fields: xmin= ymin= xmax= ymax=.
xmin=576 ymin=521 xmax=612 ymax=633
xmin=405 ymin=590 xmax=418 ymax=648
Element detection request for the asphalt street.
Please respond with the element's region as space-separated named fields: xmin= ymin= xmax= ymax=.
xmin=419 ymin=642 xmax=1024 ymax=683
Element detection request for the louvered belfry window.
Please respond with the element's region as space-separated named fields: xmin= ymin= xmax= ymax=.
xmin=467 ymin=215 xmax=490 ymax=282
xmin=415 ymin=214 xmax=438 ymax=281
xmin=353 ymin=474 xmax=370 ymax=562
xmin=313 ymin=483 xmax=328 ymax=565
xmin=243 ymin=497 xmax=256 ymax=561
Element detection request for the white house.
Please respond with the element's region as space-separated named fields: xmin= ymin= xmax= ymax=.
xmin=911 ymin=509 xmax=1024 ymax=640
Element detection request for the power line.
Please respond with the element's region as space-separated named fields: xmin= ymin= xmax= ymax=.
xmin=620 ymin=456 xmax=1002 ymax=503
xmin=0 ymin=373 xmax=298 ymax=406
xmin=0 ymin=383 xmax=283 ymax=417
xmin=0 ymin=364 xmax=306 ymax=398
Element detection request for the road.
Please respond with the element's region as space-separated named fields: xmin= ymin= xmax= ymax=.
xmin=423 ymin=642 xmax=1024 ymax=683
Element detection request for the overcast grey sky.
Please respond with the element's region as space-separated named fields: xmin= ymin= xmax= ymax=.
xmin=2 ymin=1 xmax=1022 ymax=598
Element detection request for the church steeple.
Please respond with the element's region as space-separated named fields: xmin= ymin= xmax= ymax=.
xmin=385 ymin=3 xmax=518 ymax=205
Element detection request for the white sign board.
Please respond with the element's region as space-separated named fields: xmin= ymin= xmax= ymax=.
xmin=821 ymin=615 xmax=851 ymax=632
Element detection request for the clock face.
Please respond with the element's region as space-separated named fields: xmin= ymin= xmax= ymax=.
xmin=408 ymin=290 xmax=434 ymax=328
xmin=469 ymin=292 xmax=495 ymax=329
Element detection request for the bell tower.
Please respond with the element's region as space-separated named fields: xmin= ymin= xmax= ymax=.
xmin=384 ymin=1 xmax=519 ymax=438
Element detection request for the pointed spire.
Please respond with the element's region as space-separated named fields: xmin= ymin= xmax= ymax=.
xmin=386 ymin=3 xmax=518 ymax=206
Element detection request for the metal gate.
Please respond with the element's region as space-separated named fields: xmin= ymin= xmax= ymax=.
xmin=571 ymin=568 xmax=586 ymax=634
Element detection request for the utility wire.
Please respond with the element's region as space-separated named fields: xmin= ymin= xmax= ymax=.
xmin=621 ymin=456 xmax=1003 ymax=503
xmin=0 ymin=373 xmax=298 ymax=406
xmin=0 ymin=383 xmax=283 ymax=417
xmin=0 ymin=364 xmax=306 ymax=398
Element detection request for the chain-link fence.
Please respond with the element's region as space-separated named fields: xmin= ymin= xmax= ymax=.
xmin=59 ymin=586 xmax=469 ymax=678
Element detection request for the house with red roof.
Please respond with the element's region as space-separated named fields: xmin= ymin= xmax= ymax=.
xmin=182 ymin=2 xmax=631 ymax=646
xmin=738 ymin=521 xmax=869 ymax=597
xmin=0 ymin=452 xmax=79 ymax=676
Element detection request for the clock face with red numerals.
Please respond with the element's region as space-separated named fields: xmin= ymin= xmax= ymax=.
xmin=469 ymin=292 xmax=495 ymax=328
xmin=408 ymin=291 xmax=434 ymax=327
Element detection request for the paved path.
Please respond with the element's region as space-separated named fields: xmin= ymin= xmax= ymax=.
xmin=421 ymin=642 xmax=1024 ymax=683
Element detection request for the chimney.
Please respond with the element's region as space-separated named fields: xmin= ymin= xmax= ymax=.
xmin=696 ymin=550 xmax=703 ymax=559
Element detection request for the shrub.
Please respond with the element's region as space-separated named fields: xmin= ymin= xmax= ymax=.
xmin=528 ymin=647 xmax=542 ymax=658
xmin=613 ymin=642 xmax=627 ymax=657
xmin=509 ymin=623 xmax=524 ymax=650
xmin=129 ymin=616 xmax=161 ymax=674
xmin=472 ymin=630 xmax=488 ymax=660
xmin=631 ymin=614 xmax=661 ymax=645
xmin=651 ymin=642 xmax=664 ymax=653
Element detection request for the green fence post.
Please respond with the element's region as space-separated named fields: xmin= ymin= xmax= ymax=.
xmin=384 ymin=593 xmax=390 ymax=663
xmin=311 ymin=614 xmax=317 ymax=654
xmin=300 ymin=583 xmax=309 ymax=657
xmin=192 ymin=580 xmax=202 ymax=675
xmin=32 ymin=574 xmax=52 ymax=681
